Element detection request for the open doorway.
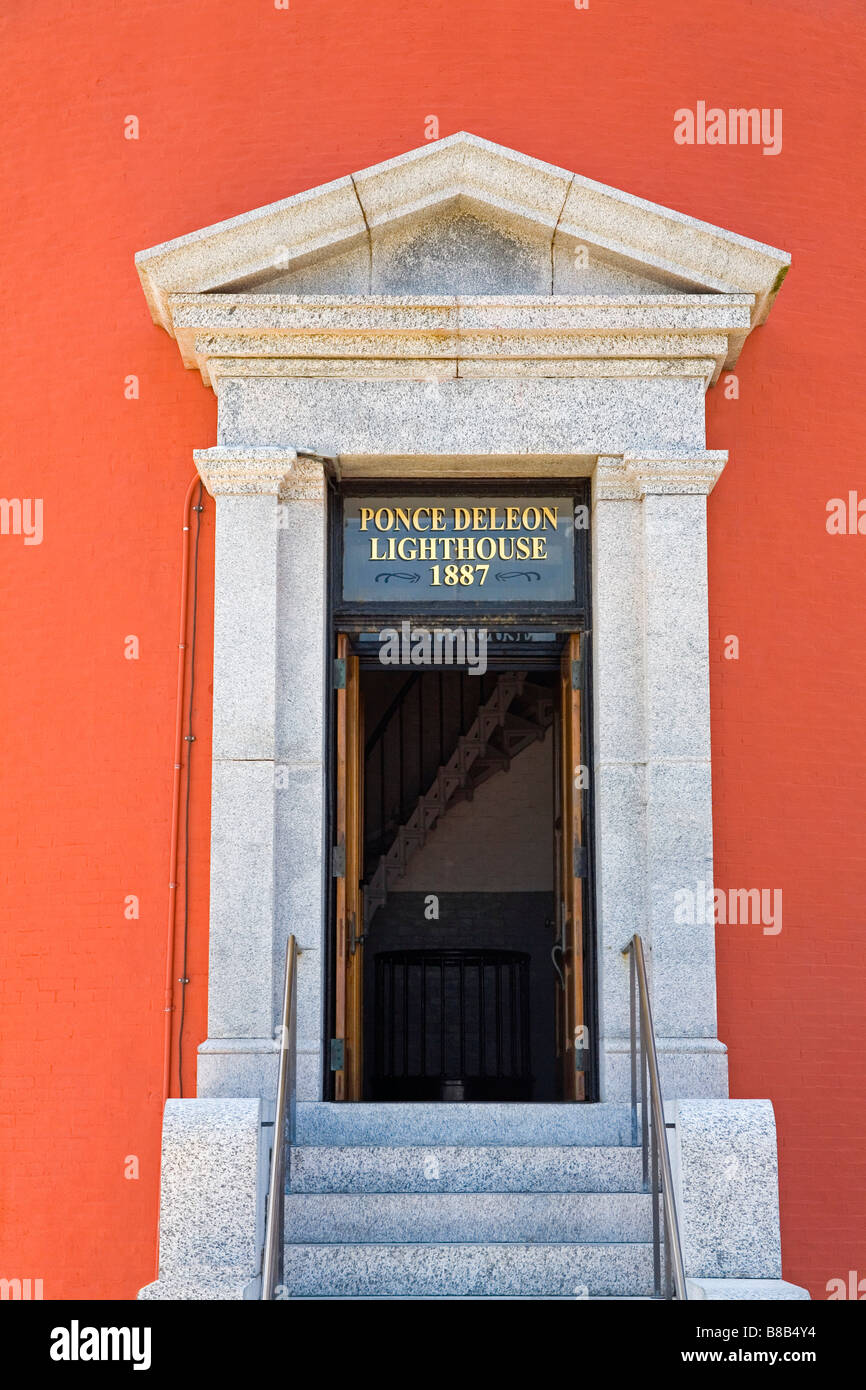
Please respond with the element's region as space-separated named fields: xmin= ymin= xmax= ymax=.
xmin=363 ymin=667 xmax=557 ymax=1101
xmin=331 ymin=634 xmax=588 ymax=1102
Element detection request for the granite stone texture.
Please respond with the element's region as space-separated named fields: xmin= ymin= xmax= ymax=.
xmin=603 ymin=1039 xmax=730 ymax=1107
xmin=369 ymin=205 xmax=552 ymax=296
xmin=642 ymin=491 xmax=713 ymax=761
xmin=351 ymin=135 xmax=573 ymax=238
xmin=196 ymin=459 xmax=329 ymax=1103
xmin=277 ymin=1095 xmax=806 ymax=1300
xmin=195 ymin=438 xmax=734 ymax=1106
xmin=674 ymin=1099 xmax=784 ymax=1281
xmin=135 ymin=171 xmax=368 ymax=329
xmin=294 ymin=1101 xmax=633 ymax=1147
xmin=242 ymin=214 xmax=711 ymax=299
xmin=197 ymin=1038 xmax=279 ymax=1103
xmin=292 ymin=944 xmax=323 ymax=1061
xmin=193 ymin=446 xmax=298 ymax=497
xmin=687 ymin=1278 xmax=811 ymax=1301
xmin=552 ymin=239 xmax=678 ymax=296
xmin=136 ymin=132 xmax=790 ymax=340
xmin=273 ymin=765 xmax=327 ymax=954
xmin=216 ymin=375 xmax=707 ymax=459
xmin=591 ymin=488 xmax=645 ymax=764
xmin=206 ymin=759 xmax=276 ymax=1043
xmin=272 ymin=479 xmax=328 ymax=1104
xmin=139 ymin=1273 xmax=257 ymax=1301
xmin=590 ymin=459 xmax=728 ymax=1101
xmin=288 ymin=1143 xmax=643 ymax=1194
xmin=211 ymin=493 xmax=279 ymax=761
xmin=281 ymin=1241 xmax=654 ymax=1298
xmin=283 ymin=1190 xmax=652 ymax=1244
xmin=253 ymin=239 xmax=371 ymax=297
xmin=274 ymin=498 xmax=327 ymax=768
xmin=178 ymin=299 xmax=739 ymax=389
xmin=592 ymin=762 xmax=647 ymax=1096
xmin=645 ymin=760 xmax=717 ymax=1040
xmin=550 ymin=159 xmax=788 ymax=324
xmin=171 ymin=292 xmax=748 ymax=334
xmin=294 ymin=1050 xmax=322 ymax=1107
xmin=202 ymin=355 xmax=720 ymax=387
xmin=138 ymin=1098 xmax=267 ymax=1301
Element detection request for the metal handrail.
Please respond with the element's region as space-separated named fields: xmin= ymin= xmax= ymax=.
xmin=261 ymin=934 xmax=298 ymax=1300
xmin=622 ymin=934 xmax=688 ymax=1300
xmin=364 ymin=672 xmax=420 ymax=756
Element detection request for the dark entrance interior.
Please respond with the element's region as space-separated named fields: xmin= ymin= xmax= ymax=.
xmin=361 ymin=666 xmax=560 ymax=1101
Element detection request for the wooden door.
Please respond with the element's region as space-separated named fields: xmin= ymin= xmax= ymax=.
xmin=334 ymin=633 xmax=364 ymax=1100
xmin=557 ymin=633 xmax=587 ymax=1100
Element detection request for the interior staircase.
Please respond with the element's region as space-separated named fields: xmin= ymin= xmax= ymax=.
xmin=283 ymin=1103 xmax=653 ymax=1299
xmin=364 ymin=672 xmax=554 ymax=923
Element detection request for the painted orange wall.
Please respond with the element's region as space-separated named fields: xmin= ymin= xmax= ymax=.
xmin=1 ymin=0 xmax=863 ymax=1300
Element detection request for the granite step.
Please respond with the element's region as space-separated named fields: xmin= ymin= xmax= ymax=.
xmin=281 ymin=1241 xmax=655 ymax=1299
xmin=294 ymin=1102 xmax=635 ymax=1147
xmin=284 ymin=1190 xmax=652 ymax=1243
xmin=288 ymin=1144 xmax=643 ymax=1193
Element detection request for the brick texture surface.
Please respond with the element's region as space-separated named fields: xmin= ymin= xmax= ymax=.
xmin=1 ymin=0 xmax=863 ymax=1300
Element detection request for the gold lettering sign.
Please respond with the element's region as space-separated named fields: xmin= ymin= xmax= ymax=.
xmin=343 ymin=496 xmax=575 ymax=603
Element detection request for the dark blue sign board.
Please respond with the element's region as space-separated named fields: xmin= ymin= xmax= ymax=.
xmin=342 ymin=496 xmax=576 ymax=604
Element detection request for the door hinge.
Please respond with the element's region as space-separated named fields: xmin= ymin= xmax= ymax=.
xmin=575 ymin=1047 xmax=589 ymax=1073
xmin=330 ymin=1038 xmax=345 ymax=1071
xmin=349 ymin=912 xmax=366 ymax=956
xmin=332 ymin=843 xmax=346 ymax=877
xmin=571 ymin=655 xmax=583 ymax=690
xmin=333 ymin=657 xmax=346 ymax=690
xmin=573 ymin=842 xmax=587 ymax=878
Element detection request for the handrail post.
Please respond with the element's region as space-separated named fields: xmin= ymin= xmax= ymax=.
xmin=640 ymin=1009 xmax=649 ymax=1190
xmin=622 ymin=934 xmax=689 ymax=1301
xmin=651 ymin=1104 xmax=661 ymax=1297
xmin=261 ymin=934 xmax=297 ymax=1301
xmin=628 ymin=945 xmax=638 ymax=1147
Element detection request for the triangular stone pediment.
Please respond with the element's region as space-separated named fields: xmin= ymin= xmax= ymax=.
xmin=239 ymin=202 xmax=680 ymax=299
xmin=136 ymin=132 xmax=789 ymax=333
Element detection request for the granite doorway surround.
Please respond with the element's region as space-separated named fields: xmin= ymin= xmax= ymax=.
xmin=135 ymin=134 xmax=811 ymax=1304
xmin=134 ymin=132 xmax=792 ymax=1107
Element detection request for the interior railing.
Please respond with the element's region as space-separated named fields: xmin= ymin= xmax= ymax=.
xmin=372 ymin=948 xmax=532 ymax=1102
xmin=261 ymin=934 xmax=297 ymax=1301
xmin=622 ymin=934 xmax=688 ymax=1300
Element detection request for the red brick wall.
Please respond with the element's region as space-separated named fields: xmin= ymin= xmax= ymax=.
xmin=1 ymin=0 xmax=862 ymax=1299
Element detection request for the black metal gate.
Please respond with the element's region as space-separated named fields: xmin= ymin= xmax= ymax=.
xmin=372 ymin=949 xmax=532 ymax=1101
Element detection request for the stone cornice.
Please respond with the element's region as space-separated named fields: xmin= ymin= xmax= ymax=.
xmin=193 ymin=447 xmax=326 ymax=500
xmin=204 ymin=356 xmax=720 ymax=386
xmin=167 ymin=292 xmax=751 ymax=389
xmin=594 ymin=453 xmax=727 ymax=499
xmin=170 ymin=293 xmax=754 ymax=334
xmin=136 ymin=132 xmax=790 ymax=336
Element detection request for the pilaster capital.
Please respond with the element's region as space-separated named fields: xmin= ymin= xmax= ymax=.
xmin=594 ymin=452 xmax=727 ymax=500
xmin=193 ymin=446 xmax=325 ymax=499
